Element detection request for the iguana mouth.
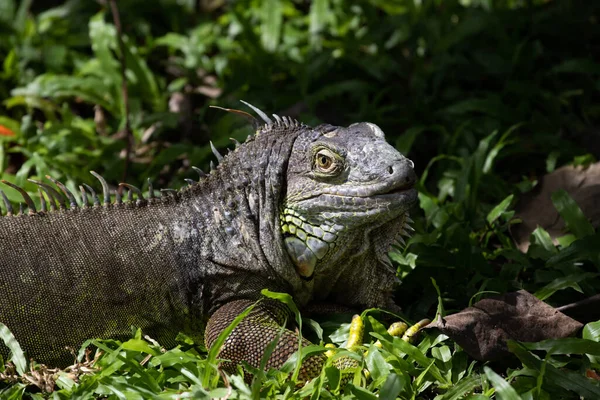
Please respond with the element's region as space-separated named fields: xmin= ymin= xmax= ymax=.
xmin=353 ymin=177 xmax=416 ymax=198
xmin=302 ymin=186 xmax=418 ymax=215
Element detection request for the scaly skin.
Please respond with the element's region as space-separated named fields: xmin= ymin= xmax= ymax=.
xmin=0 ymin=104 xmax=416 ymax=381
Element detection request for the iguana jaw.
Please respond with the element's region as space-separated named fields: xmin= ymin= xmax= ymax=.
xmin=281 ymin=185 xmax=417 ymax=280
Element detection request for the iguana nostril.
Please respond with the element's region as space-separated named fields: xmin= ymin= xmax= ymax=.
xmin=387 ymin=166 xmax=394 ymax=175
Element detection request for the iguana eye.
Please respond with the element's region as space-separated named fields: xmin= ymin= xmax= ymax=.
xmin=314 ymin=149 xmax=340 ymax=174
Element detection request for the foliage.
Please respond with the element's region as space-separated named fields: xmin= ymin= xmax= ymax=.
xmin=1 ymin=0 xmax=600 ymax=398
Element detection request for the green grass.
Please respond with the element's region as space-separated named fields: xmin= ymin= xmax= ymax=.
xmin=1 ymin=0 xmax=600 ymax=398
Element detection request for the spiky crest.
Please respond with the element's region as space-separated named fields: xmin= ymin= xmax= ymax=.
xmin=0 ymin=101 xmax=303 ymax=217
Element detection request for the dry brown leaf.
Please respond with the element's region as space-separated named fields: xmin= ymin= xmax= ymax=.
xmin=512 ymin=162 xmax=600 ymax=252
xmin=426 ymin=290 xmax=583 ymax=361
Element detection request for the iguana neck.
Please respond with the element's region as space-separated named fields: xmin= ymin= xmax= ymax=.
xmin=174 ymin=124 xmax=315 ymax=307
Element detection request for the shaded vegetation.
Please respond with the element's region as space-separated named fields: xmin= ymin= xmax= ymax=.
xmin=1 ymin=0 xmax=600 ymax=398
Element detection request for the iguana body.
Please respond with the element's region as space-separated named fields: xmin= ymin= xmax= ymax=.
xmin=0 ymin=104 xmax=416 ymax=377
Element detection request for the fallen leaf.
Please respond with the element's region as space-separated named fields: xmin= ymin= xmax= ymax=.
xmin=512 ymin=162 xmax=600 ymax=251
xmin=426 ymin=290 xmax=583 ymax=361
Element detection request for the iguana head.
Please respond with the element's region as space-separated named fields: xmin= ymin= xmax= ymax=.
xmin=281 ymin=121 xmax=417 ymax=280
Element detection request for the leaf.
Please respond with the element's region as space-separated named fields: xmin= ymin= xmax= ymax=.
xmin=324 ymin=366 xmax=340 ymax=391
xmin=484 ymin=367 xmax=521 ymax=400
xmin=533 ymin=273 xmax=595 ymax=301
xmin=513 ymin=162 xmax=600 ymax=252
xmin=261 ymin=289 xmax=304 ymax=381
xmin=11 ymin=75 xmax=118 ymax=115
xmin=531 ymin=226 xmax=557 ymax=253
xmin=121 ymin=338 xmax=161 ymax=356
xmin=551 ymin=189 xmax=595 ymax=239
xmin=379 ymin=373 xmax=405 ymax=400
xmin=583 ymin=321 xmax=600 ymax=342
xmin=365 ymin=346 xmax=389 ymax=381
xmin=303 ymin=317 xmax=324 ymax=342
xmin=387 ymin=336 xmax=449 ymax=385
xmin=546 ymin=232 xmax=600 ymax=268
xmin=509 ymin=341 xmax=600 ymax=398
xmin=551 ymin=59 xmax=600 ymax=75
xmin=438 ymin=374 xmax=483 ymax=400
xmin=483 ymin=123 xmax=521 ymax=174
xmin=0 ymin=0 xmax=16 ymax=26
xmin=0 ymin=384 xmax=26 ymax=400
xmin=426 ymin=290 xmax=582 ymax=361
xmin=349 ymin=383 xmax=379 ymax=400
xmin=487 ymin=194 xmax=514 ymax=224
xmin=521 ymin=338 xmax=600 ymax=356
xmin=0 ymin=323 xmax=27 ymax=375
xmin=260 ymin=0 xmax=282 ymax=52
xmin=309 ymin=0 xmax=329 ymax=48
xmin=13 ymin=0 xmax=31 ymax=34
xmin=122 ymin=38 xmax=163 ymax=112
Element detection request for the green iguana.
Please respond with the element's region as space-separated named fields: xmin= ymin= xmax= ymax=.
xmin=0 ymin=102 xmax=417 ymax=380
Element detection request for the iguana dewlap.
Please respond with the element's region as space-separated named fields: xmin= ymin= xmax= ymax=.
xmin=0 ymin=102 xmax=416 ymax=379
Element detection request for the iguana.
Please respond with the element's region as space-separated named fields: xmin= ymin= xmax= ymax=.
xmin=0 ymin=102 xmax=417 ymax=380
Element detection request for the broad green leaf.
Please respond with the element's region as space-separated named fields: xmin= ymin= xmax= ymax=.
xmin=583 ymin=321 xmax=600 ymax=342
xmin=521 ymin=338 xmax=600 ymax=356
xmin=0 ymin=323 xmax=27 ymax=375
xmin=531 ymin=226 xmax=557 ymax=253
xmin=484 ymin=367 xmax=521 ymax=400
xmin=431 ymin=345 xmax=452 ymax=363
xmin=121 ymin=338 xmax=161 ymax=356
xmin=379 ymin=373 xmax=405 ymax=400
xmin=260 ymin=0 xmax=282 ymax=52
xmin=533 ymin=272 xmax=595 ymax=301
xmin=325 ymin=365 xmax=341 ymax=392
xmin=0 ymin=384 xmax=26 ymax=400
xmin=349 ymin=383 xmax=378 ymax=400
xmin=551 ymin=189 xmax=595 ymax=239
xmin=365 ymin=346 xmax=390 ymax=380
xmin=309 ymin=0 xmax=329 ymax=48
xmin=486 ymin=194 xmax=514 ymax=224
